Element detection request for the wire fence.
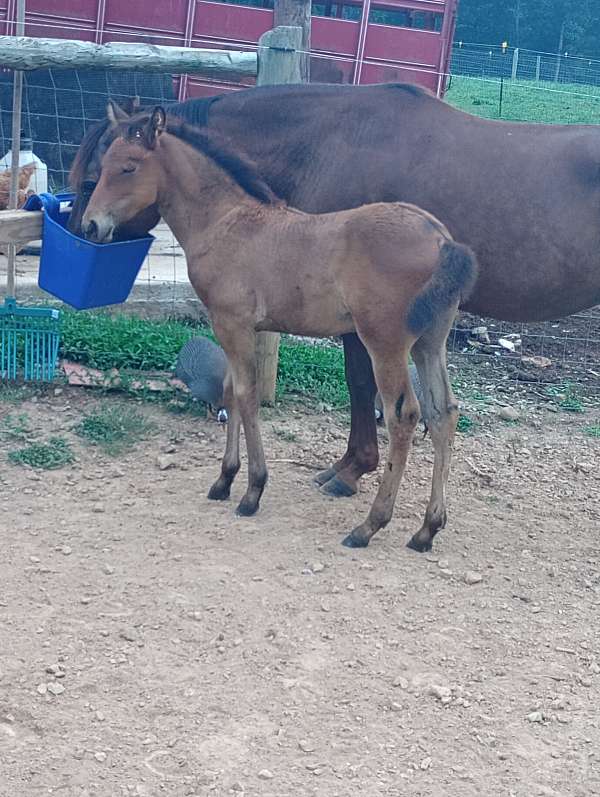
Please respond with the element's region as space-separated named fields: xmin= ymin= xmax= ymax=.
xmin=452 ymin=41 xmax=600 ymax=88
xmin=0 ymin=50 xmax=599 ymax=400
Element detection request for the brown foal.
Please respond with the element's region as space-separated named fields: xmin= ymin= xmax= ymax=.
xmin=82 ymin=106 xmax=477 ymax=551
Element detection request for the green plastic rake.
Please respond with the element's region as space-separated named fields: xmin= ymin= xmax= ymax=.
xmin=1 ymin=0 xmax=61 ymax=384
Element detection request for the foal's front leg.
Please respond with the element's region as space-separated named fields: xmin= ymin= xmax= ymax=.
xmin=212 ymin=324 xmax=268 ymax=517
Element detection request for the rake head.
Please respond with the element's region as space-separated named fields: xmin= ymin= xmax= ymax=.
xmin=0 ymin=297 xmax=60 ymax=382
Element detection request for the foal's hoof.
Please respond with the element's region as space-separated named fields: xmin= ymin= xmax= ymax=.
xmin=342 ymin=533 xmax=369 ymax=548
xmin=313 ymin=467 xmax=337 ymax=488
xmin=320 ymin=476 xmax=357 ymax=499
xmin=406 ymin=532 xmax=433 ymax=553
xmin=236 ymin=499 xmax=259 ymax=517
xmin=208 ymin=482 xmax=230 ymax=501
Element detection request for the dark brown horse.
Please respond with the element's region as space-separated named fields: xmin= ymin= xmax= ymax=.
xmin=82 ymin=106 xmax=477 ymax=551
xmin=68 ymin=82 xmax=600 ymax=499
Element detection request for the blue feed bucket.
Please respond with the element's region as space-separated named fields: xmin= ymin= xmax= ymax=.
xmin=25 ymin=193 xmax=154 ymax=311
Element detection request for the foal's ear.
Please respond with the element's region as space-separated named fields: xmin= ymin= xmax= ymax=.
xmin=106 ymin=100 xmax=130 ymax=126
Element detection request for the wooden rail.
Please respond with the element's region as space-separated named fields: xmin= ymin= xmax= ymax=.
xmin=0 ymin=208 xmax=43 ymax=245
xmin=0 ymin=36 xmax=257 ymax=81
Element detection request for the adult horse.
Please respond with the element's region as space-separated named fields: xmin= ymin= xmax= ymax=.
xmin=68 ymin=82 xmax=600 ymax=498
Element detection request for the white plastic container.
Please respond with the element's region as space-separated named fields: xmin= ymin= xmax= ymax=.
xmin=0 ymin=136 xmax=48 ymax=195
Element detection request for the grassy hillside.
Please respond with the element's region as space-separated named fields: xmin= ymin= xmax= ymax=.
xmin=446 ymin=75 xmax=600 ymax=124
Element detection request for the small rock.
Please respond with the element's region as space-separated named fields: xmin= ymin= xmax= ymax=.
xmin=390 ymin=702 xmax=403 ymax=712
xmin=47 ymin=682 xmax=65 ymax=696
xmin=346 ymin=583 xmax=355 ymax=592
xmin=95 ymin=711 xmax=106 ymax=722
xmin=257 ymin=769 xmax=274 ymax=780
xmin=428 ymin=684 xmax=452 ymax=703
xmin=45 ymin=664 xmax=65 ymax=678
xmin=311 ymin=562 xmax=325 ymax=573
xmin=36 ymin=683 xmax=47 ymax=695
xmin=497 ymin=406 xmax=520 ymax=422
xmin=156 ymin=456 xmax=177 ymax=471
xmin=102 ymin=564 xmax=114 ymax=575
xmin=299 ymin=740 xmax=316 ymax=753
xmin=527 ymin=711 xmax=545 ymax=724
xmin=231 ymin=783 xmax=244 ymax=792
xmin=91 ymin=504 xmax=105 ymax=513
xmin=464 ymin=571 xmax=483 ymax=585
xmin=61 ymin=545 xmax=72 ymax=556
xmin=94 ymin=751 xmax=107 ymax=763
xmin=420 ymin=757 xmax=432 ymax=771
xmin=120 ymin=629 xmax=138 ymax=642
xmin=392 ymin=676 xmax=409 ymax=689
xmin=439 ymin=568 xmax=453 ymax=579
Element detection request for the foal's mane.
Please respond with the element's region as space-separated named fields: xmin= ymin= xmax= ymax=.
xmin=161 ymin=117 xmax=281 ymax=205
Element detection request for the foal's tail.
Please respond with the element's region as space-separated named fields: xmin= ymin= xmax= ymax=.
xmin=407 ymin=241 xmax=478 ymax=336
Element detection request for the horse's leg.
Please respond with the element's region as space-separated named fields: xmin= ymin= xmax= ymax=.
xmin=342 ymin=345 xmax=419 ymax=548
xmin=315 ymin=333 xmax=379 ymax=498
xmin=208 ymin=371 xmax=241 ymax=501
xmin=212 ymin=325 xmax=268 ymax=517
xmin=406 ymin=320 xmax=459 ymax=553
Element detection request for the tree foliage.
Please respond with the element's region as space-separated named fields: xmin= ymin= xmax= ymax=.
xmin=456 ymin=0 xmax=600 ymax=59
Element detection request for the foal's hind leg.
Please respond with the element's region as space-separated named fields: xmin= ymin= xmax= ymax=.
xmin=208 ymin=371 xmax=241 ymax=501
xmin=407 ymin=318 xmax=459 ymax=552
xmin=314 ymin=334 xmax=379 ymax=498
xmin=343 ymin=345 xmax=419 ymax=548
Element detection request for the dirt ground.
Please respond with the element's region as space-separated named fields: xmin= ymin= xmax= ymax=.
xmin=1 ymin=388 xmax=599 ymax=797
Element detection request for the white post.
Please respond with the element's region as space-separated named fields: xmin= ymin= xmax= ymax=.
xmin=511 ymin=47 xmax=519 ymax=80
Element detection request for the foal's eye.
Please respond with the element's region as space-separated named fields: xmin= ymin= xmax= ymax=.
xmin=121 ymin=164 xmax=137 ymax=175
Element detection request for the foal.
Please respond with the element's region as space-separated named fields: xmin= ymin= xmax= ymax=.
xmin=83 ymin=106 xmax=477 ymax=551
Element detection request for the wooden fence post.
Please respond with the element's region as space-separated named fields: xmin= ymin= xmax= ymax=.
xmin=254 ymin=23 xmax=306 ymax=404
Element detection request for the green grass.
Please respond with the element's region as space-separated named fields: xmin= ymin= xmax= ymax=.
xmin=584 ymin=425 xmax=600 ymax=438
xmin=0 ymin=384 xmax=35 ymax=404
xmin=446 ymin=75 xmax=600 ymax=124
xmin=74 ymin=403 xmax=155 ymax=456
xmin=8 ymin=437 xmax=74 ymax=469
xmin=61 ymin=309 xmax=203 ymax=371
xmin=60 ymin=310 xmax=349 ymax=409
xmin=457 ymin=413 xmax=475 ymax=434
xmin=0 ymin=413 xmax=32 ymax=442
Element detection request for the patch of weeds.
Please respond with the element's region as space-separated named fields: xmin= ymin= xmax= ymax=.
xmin=8 ymin=437 xmax=74 ymax=469
xmin=0 ymin=384 xmax=34 ymax=404
xmin=559 ymin=385 xmax=584 ymax=413
xmin=457 ymin=413 xmax=475 ymax=434
xmin=0 ymin=413 xmax=32 ymax=442
xmin=74 ymin=404 xmax=155 ymax=456
xmin=273 ymin=427 xmax=298 ymax=443
xmin=584 ymin=425 xmax=600 ymax=438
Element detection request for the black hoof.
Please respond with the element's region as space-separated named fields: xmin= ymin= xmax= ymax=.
xmin=406 ymin=535 xmax=433 ymax=553
xmin=320 ymin=476 xmax=357 ymax=498
xmin=236 ymin=500 xmax=259 ymax=517
xmin=208 ymin=483 xmax=231 ymax=501
xmin=313 ymin=467 xmax=337 ymax=487
xmin=341 ymin=533 xmax=369 ymax=548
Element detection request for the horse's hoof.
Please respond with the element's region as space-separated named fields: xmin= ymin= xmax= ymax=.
xmin=313 ymin=467 xmax=337 ymax=487
xmin=406 ymin=534 xmax=433 ymax=553
xmin=236 ymin=499 xmax=259 ymax=517
xmin=341 ymin=533 xmax=370 ymax=548
xmin=208 ymin=482 xmax=230 ymax=501
xmin=320 ymin=476 xmax=357 ymax=498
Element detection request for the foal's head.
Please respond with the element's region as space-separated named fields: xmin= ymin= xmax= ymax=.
xmin=82 ymin=105 xmax=167 ymax=243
